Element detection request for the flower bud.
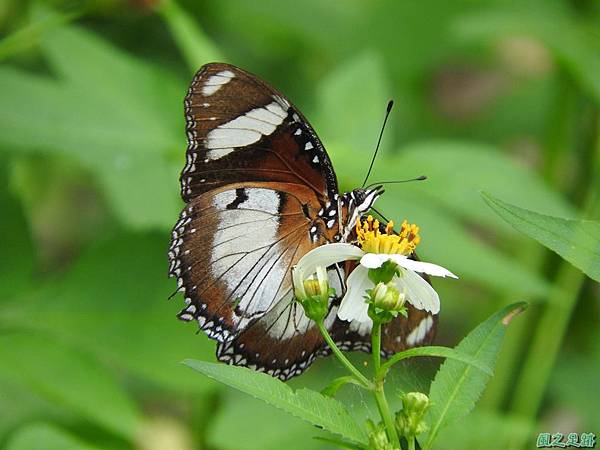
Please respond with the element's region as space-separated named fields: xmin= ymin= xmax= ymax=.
xmin=292 ymin=266 xmax=333 ymax=322
xmin=371 ymin=282 xmax=405 ymax=311
xmin=402 ymin=391 xmax=430 ymax=413
xmin=395 ymin=392 xmax=430 ymax=438
xmin=367 ymin=282 xmax=407 ymax=324
xmin=366 ymin=420 xmax=395 ymax=450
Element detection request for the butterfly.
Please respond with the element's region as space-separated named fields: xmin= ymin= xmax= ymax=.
xmin=168 ymin=63 xmax=436 ymax=380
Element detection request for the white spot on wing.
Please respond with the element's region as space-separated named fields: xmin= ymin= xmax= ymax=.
xmin=205 ymin=102 xmax=286 ymax=152
xmin=266 ymin=102 xmax=288 ymax=119
xmin=209 ymin=188 xmax=286 ymax=320
xmin=202 ymin=70 xmax=235 ymax=96
xmin=205 ymin=148 xmax=235 ymax=160
xmin=406 ymin=316 xmax=434 ymax=347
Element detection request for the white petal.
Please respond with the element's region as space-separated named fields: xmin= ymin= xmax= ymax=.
xmin=337 ymin=265 xmax=372 ymax=324
xmin=359 ymin=253 xmax=391 ymax=269
xmin=390 ymin=255 xmax=458 ymax=278
xmin=294 ymin=243 xmax=363 ymax=279
xmin=395 ymin=269 xmax=440 ymax=314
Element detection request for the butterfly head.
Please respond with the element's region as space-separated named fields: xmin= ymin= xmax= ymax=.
xmin=340 ymin=185 xmax=384 ymax=240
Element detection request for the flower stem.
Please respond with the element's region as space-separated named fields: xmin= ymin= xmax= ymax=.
xmin=372 ymin=321 xmax=382 ymax=374
xmin=371 ymin=320 xmax=400 ymax=448
xmin=373 ymin=380 xmax=400 ymax=448
xmin=407 ymin=436 xmax=416 ymax=450
xmin=316 ymin=321 xmax=371 ymax=389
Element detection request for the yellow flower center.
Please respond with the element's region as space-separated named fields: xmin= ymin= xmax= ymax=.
xmin=356 ymin=215 xmax=420 ymax=255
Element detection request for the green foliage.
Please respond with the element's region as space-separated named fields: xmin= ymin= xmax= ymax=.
xmin=380 ymin=345 xmax=493 ymax=375
xmin=208 ymin=393 xmax=329 ymax=450
xmin=421 ymin=302 xmax=527 ymax=450
xmin=6 ymin=423 xmax=105 ymax=450
xmin=433 ymin=409 xmax=532 ymax=450
xmin=157 ymin=0 xmax=224 ymax=72
xmin=2 ymin=234 xmax=217 ymax=394
xmin=339 ymin=141 xmax=569 ymax=296
xmin=0 ymin=20 xmax=182 ymax=229
xmin=316 ymin=51 xmax=393 ymax=156
xmin=0 ymin=333 xmax=141 ymax=439
xmin=0 ymin=0 xmax=598 ymax=448
xmin=483 ymin=192 xmax=600 ymax=283
xmin=454 ymin=7 xmax=600 ymax=104
xmin=184 ymin=360 xmax=368 ymax=446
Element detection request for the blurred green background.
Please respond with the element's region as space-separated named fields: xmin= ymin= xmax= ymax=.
xmin=1 ymin=0 xmax=599 ymax=449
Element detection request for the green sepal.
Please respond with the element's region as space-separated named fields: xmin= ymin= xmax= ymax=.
xmin=368 ymin=260 xmax=400 ymax=284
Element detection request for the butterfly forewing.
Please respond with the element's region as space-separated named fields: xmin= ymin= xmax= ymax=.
xmin=181 ymin=63 xmax=338 ymax=202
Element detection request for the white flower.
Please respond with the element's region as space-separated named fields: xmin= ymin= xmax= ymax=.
xmin=292 ymin=216 xmax=457 ymax=325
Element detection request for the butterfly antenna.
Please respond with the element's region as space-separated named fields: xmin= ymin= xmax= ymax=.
xmin=364 ymin=175 xmax=427 ymax=190
xmin=362 ymin=100 xmax=394 ymax=188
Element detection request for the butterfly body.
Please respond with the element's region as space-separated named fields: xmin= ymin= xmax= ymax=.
xmin=168 ymin=63 xmax=436 ymax=380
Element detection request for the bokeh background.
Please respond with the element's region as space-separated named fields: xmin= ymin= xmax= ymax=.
xmin=1 ymin=1 xmax=599 ymax=449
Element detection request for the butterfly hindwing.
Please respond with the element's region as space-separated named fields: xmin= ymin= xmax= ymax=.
xmin=168 ymin=181 xmax=330 ymax=341
xmin=215 ymin=267 xmax=345 ymax=380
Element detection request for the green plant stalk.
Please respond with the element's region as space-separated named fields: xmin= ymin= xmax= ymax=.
xmin=480 ymin=245 xmax=544 ymax=409
xmin=510 ymin=112 xmax=600 ymax=449
xmin=511 ymin=266 xmax=584 ymax=419
xmin=373 ymin=379 xmax=399 ymax=448
xmin=316 ymin=321 xmax=371 ymax=389
xmin=157 ymin=0 xmax=223 ymax=72
xmin=483 ymin=70 xmax=576 ymax=410
xmin=407 ymin=436 xmax=416 ymax=450
xmin=372 ymin=321 xmax=382 ymax=374
xmin=371 ymin=320 xmax=400 ymax=448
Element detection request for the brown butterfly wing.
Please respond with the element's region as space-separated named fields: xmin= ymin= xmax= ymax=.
xmin=169 ymin=181 xmax=331 ymax=341
xmin=181 ymin=62 xmax=338 ymax=202
xmin=169 ymin=63 xmax=347 ymax=379
xmin=216 ymin=266 xmax=345 ymax=380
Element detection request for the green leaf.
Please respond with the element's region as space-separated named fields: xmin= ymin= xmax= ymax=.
xmin=6 ymin=422 xmax=105 ymax=450
xmin=185 ymin=360 xmax=368 ymax=446
xmin=381 ymin=345 xmax=493 ymax=375
xmin=0 ymin=333 xmax=142 ymax=439
xmin=421 ymin=302 xmax=527 ymax=450
xmin=482 ymin=192 xmax=600 ymax=283
xmin=320 ymin=376 xmax=362 ymax=397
